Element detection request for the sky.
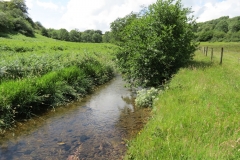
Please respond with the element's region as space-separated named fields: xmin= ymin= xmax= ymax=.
xmin=17 ymin=0 xmax=240 ymax=32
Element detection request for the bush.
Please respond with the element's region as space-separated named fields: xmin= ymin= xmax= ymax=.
xmin=198 ymin=31 xmax=213 ymax=41
xmin=0 ymin=12 xmax=12 ymax=32
xmin=115 ymin=0 xmax=197 ymax=87
xmin=13 ymin=17 xmax=34 ymax=36
xmin=135 ymin=87 xmax=160 ymax=108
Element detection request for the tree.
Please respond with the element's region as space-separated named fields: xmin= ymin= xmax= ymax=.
xmin=94 ymin=30 xmax=102 ymax=35
xmin=103 ymin=31 xmax=112 ymax=43
xmin=215 ymin=20 xmax=229 ymax=33
xmin=229 ymin=21 xmax=240 ymax=32
xmin=92 ymin=33 xmax=102 ymax=43
xmin=0 ymin=0 xmax=35 ymax=36
xmin=81 ymin=30 xmax=94 ymax=42
xmin=8 ymin=0 xmax=28 ymax=14
xmin=41 ymin=28 xmax=48 ymax=37
xmin=0 ymin=11 xmax=12 ymax=32
xmin=58 ymin=28 xmax=69 ymax=41
xmin=115 ymin=0 xmax=197 ymax=87
xmin=110 ymin=12 xmax=137 ymax=44
xmin=198 ymin=31 xmax=213 ymax=41
xmin=69 ymin=29 xmax=81 ymax=42
xmin=13 ymin=17 xmax=34 ymax=36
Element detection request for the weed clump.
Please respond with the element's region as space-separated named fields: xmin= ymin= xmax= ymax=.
xmin=135 ymin=87 xmax=160 ymax=108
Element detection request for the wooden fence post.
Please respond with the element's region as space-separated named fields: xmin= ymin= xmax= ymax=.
xmin=206 ymin=47 xmax=208 ymax=56
xmin=211 ymin=48 xmax=213 ymax=62
xmin=220 ymin=47 xmax=223 ymax=65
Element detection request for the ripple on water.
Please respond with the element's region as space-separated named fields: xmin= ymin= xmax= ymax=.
xmin=0 ymin=76 xmax=151 ymax=159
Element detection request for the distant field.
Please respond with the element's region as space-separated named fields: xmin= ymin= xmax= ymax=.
xmin=125 ymin=42 xmax=240 ymax=159
xmin=0 ymin=34 xmax=118 ymax=130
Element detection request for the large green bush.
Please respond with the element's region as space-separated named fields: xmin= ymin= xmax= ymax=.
xmin=114 ymin=0 xmax=197 ymax=87
xmin=13 ymin=17 xmax=34 ymax=36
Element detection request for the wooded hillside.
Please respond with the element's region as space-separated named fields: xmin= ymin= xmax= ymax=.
xmin=194 ymin=16 xmax=240 ymax=42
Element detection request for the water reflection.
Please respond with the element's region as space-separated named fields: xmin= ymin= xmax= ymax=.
xmin=0 ymin=76 xmax=150 ymax=160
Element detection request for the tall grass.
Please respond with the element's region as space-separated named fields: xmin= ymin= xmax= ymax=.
xmin=0 ymin=34 xmax=116 ymax=130
xmin=125 ymin=42 xmax=240 ymax=159
xmin=0 ymin=34 xmax=118 ymax=82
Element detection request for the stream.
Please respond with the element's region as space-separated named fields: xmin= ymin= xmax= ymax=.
xmin=0 ymin=75 xmax=151 ymax=160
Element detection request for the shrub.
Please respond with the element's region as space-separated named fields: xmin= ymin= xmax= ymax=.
xmin=0 ymin=12 xmax=12 ymax=32
xmin=115 ymin=0 xmax=197 ymax=87
xmin=135 ymin=87 xmax=160 ymax=108
xmin=13 ymin=17 xmax=34 ymax=36
xmin=198 ymin=31 xmax=213 ymax=41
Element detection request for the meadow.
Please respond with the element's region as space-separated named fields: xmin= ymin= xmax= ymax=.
xmin=125 ymin=42 xmax=240 ymax=159
xmin=0 ymin=34 xmax=118 ymax=130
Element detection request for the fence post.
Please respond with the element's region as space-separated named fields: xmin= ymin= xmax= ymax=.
xmin=220 ymin=47 xmax=223 ymax=65
xmin=211 ymin=48 xmax=213 ymax=62
xmin=206 ymin=47 xmax=208 ymax=56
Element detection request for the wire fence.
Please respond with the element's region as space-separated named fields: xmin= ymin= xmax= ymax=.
xmin=200 ymin=46 xmax=240 ymax=65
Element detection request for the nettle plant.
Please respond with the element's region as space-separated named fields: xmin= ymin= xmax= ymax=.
xmin=135 ymin=87 xmax=161 ymax=108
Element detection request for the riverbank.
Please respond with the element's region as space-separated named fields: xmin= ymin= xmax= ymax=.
xmin=0 ymin=76 xmax=150 ymax=159
xmin=0 ymin=34 xmax=118 ymax=130
xmin=125 ymin=42 xmax=240 ymax=159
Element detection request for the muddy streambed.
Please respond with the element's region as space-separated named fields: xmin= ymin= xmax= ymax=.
xmin=0 ymin=76 xmax=151 ymax=160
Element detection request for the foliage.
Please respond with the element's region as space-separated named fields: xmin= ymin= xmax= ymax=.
xmin=0 ymin=34 xmax=118 ymax=129
xmin=113 ymin=0 xmax=197 ymax=87
xmin=102 ymin=31 xmax=112 ymax=43
xmin=229 ymin=21 xmax=240 ymax=32
xmin=0 ymin=11 xmax=12 ymax=32
xmin=126 ymin=42 xmax=240 ymax=159
xmin=215 ymin=20 xmax=228 ymax=33
xmin=195 ymin=16 xmax=240 ymax=42
xmin=45 ymin=28 xmax=103 ymax=43
xmin=198 ymin=30 xmax=213 ymax=41
xmin=13 ymin=17 xmax=34 ymax=36
xmin=58 ymin=28 xmax=69 ymax=41
xmin=92 ymin=32 xmax=102 ymax=43
xmin=135 ymin=87 xmax=160 ymax=108
xmin=0 ymin=0 xmax=34 ymax=36
xmin=69 ymin=29 xmax=81 ymax=42
xmin=110 ymin=12 xmax=137 ymax=44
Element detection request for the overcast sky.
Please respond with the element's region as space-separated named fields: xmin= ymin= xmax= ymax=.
xmin=22 ymin=0 xmax=240 ymax=32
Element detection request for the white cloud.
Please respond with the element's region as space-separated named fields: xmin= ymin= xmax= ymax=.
xmin=25 ymin=0 xmax=240 ymax=32
xmin=36 ymin=0 xmax=59 ymax=10
xmin=60 ymin=0 xmax=156 ymax=32
xmin=26 ymin=0 xmax=33 ymax=9
xmin=182 ymin=0 xmax=240 ymax=22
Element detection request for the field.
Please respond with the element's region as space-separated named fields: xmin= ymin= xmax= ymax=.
xmin=125 ymin=42 xmax=240 ymax=159
xmin=0 ymin=34 xmax=118 ymax=130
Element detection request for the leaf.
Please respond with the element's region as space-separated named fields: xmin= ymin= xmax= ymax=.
xmin=0 ymin=120 xmax=4 ymax=125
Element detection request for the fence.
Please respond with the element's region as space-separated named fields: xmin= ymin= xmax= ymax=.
xmin=201 ymin=46 xmax=240 ymax=65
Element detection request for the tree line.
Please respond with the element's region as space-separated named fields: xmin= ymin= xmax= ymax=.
xmin=41 ymin=27 xmax=103 ymax=43
xmin=194 ymin=16 xmax=240 ymax=42
xmin=0 ymin=0 xmax=108 ymax=43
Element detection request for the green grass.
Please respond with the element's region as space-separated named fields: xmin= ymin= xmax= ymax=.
xmin=0 ymin=33 xmax=117 ymax=130
xmin=125 ymin=42 xmax=240 ymax=159
xmin=0 ymin=34 xmax=118 ymax=82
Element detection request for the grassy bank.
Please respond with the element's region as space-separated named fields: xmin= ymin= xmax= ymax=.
xmin=0 ymin=34 xmax=117 ymax=130
xmin=126 ymin=42 xmax=240 ymax=159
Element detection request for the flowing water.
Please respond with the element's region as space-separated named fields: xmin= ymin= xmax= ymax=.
xmin=0 ymin=76 xmax=151 ymax=160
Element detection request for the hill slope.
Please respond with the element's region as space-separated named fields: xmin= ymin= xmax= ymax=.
xmin=194 ymin=16 xmax=240 ymax=42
